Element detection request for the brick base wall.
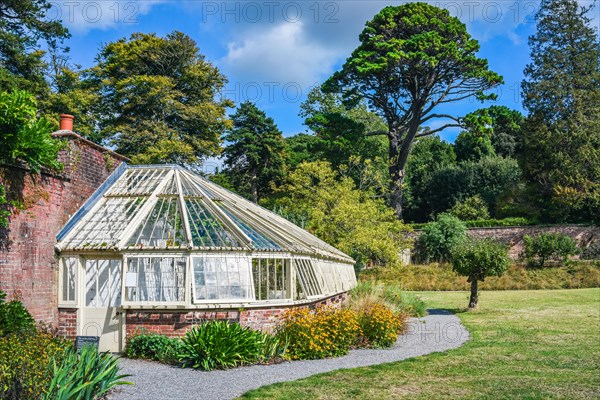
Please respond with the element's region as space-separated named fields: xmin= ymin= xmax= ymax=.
xmin=125 ymin=292 xmax=349 ymax=339
xmin=57 ymin=308 xmax=78 ymax=339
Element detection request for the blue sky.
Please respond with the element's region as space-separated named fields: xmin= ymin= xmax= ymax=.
xmin=50 ymin=1 xmax=597 ymax=142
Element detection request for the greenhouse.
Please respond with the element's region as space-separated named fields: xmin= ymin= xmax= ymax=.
xmin=55 ymin=164 xmax=357 ymax=351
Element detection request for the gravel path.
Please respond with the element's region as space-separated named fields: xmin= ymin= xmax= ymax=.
xmin=109 ymin=309 xmax=468 ymax=400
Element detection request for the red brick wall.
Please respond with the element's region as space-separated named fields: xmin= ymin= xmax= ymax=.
xmin=0 ymin=133 xmax=126 ymax=323
xmin=466 ymin=225 xmax=600 ymax=259
xmin=125 ymin=292 xmax=349 ymax=338
xmin=57 ymin=308 xmax=78 ymax=339
xmin=410 ymin=224 xmax=600 ymax=260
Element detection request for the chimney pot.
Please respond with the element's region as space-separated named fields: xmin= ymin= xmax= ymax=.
xmin=59 ymin=114 xmax=74 ymax=131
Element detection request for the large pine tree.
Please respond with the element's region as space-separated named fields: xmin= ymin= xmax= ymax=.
xmin=521 ymin=0 xmax=600 ymax=222
xmin=222 ymin=102 xmax=288 ymax=203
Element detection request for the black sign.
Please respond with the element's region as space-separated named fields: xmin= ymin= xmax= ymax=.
xmin=75 ymin=335 xmax=99 ymax=351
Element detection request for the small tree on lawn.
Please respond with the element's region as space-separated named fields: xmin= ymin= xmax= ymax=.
xmin=452 ymin=238 xmax=509 ymax=309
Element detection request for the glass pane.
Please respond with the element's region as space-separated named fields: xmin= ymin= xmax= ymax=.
xmin=216 ymin=205 xmax=282 ymax=251
xmin=193 ymin=256 xmax=252 ymax=301
xmin=186 ymin=199 xmax=239 ymax=247
xmin=126 ymin=257 xmax=184 ymax=302
xmin=67 ymin=258 xmax=76 ymax=302
xmin=64 ymin=197 xmax=147 ymax=249
xmin=85 ymin=260 xmax=97 ymax=307
xmin=127 ymin=197 xmax=187 ymax=248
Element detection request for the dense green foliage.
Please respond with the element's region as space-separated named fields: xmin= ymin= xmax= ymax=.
xmin=0 ymin=328 xmax=68 ymax=400
xmin=44 ymin=345 xmax=131 ymax=400
xmin=85 ymin=31 xmax=232 ymax=164
xmin=270 ymin=161 xmax=410 ymax=269
xmin=521 ymin=0 xmax=600 ymax=223
xmin=222 ymin=102 xmax=288 ymax=202
xmin=414 ymin=214 xmax=467 ymax=263
xmin=523 ymin=232 xmax=579 ymax=267
xmin=178 ymin=321 xmax=284 ymax=370
xmin=299 ymin=87 xmax=388 ymax=181
xmin=324 ymin=3 xmax=502 ymax=218
xmin=0 ymin=0 xmax=69 ymax=97
xmin=452 ymin=238 xmax=510 ymax=307
xmin=125 ymin=331 xmax=182 ymax=364
xmin=0 ymin=185 xmax=11 ymax=229
xmin=425 ymin=156 xmax=522 ymax=217
xmin=0 ymin=290 xmax=34 ymax=336
xmin=403 ymin=136 xmax=457 ymax=222
xmin=0 ymin=90 xmax=62 ymax=172
xmin=449 ymin=195 xmax=490 ymax=221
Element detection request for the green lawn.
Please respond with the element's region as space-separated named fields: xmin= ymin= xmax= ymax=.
xmin=240 ymin=289 xmax=600 ymax=399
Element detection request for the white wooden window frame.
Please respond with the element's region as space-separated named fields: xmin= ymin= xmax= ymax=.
xmin=191 ymin=254 xmax=255 ymax=304
xmin=122 ymin=254 xmax=187 ymax=306
xmin=58 ymin=256 xmax=79 ymax=307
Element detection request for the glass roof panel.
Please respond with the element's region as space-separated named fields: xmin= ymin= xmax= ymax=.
xmin=62 ymin=196 xmax=147 ymax=249
xmin=126 ymin=197 xmax=188 ymax=247
xmin=180 ymin=173 xmax=205 ymax=197
xmin=185 ymin=198 xmax=240 ymax=247
xmin=160 ymin=174 xmax=178 ymax=195
xmin=108 ymin=168 xmax=170 ymax=196
xmin=216 ymin=204 xmax=283 ymax=251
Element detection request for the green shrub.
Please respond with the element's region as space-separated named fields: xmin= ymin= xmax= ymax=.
xmin=178 ymin=321 xmax=284 ymax=370
xmin=125 ymin=331 xmax=182 ymax=364
xmin=580 ymin=243 xmax=600 ymax=260
xmin=523 ymin=233 xmax=579 ymax=268
xmin=464 ymin=217 xmax=534 ymax=227
xmin=44 ymin=345 xmax=131 ymax=400
xmin=449 ymin=195 xmax=490 ymax=221
xmin=452 ymin=238 xmax=509 ymax=308
xmin=276 ymin=307 xmax=360 ymax=360
xmin=0 ymin=329 xmax=68 ymax=400
xmin=414 ymin=213 xmax=467 ymax=263
xmin=0 ymin=290 xmax=35 ymax=336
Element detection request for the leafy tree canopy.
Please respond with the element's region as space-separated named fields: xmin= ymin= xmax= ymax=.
xmin=0 ymin=0 xmax=69 ymax=96
xmin=222 ymin=101 xmax=288 ymax=203
xmin=449 ymin=195 xmax=490 ymax=221
xmin=0 ymin=90 xmax=61 ymax=172
xmin=521 ymin=0 xmax=600 ymax=223
xmin=403 ymin=135 xmax=456 ymax=222
xmin=300 ymin=86 xmax=387 ymax=168
xmin=87 ymin=31 xmax=232 ymax=165
xmin=425 ymin=156 xmax=521 ymax=217
xmin=452 ymin=238 xmax=509 ymax=308
xmin=270 ymin=161 xmax=410 ymax=269
xmin=324 ymin=3 xmax=502 ymax=218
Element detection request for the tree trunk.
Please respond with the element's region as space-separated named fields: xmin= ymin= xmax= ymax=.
xmin=468 ymin=279 xmax=479 ymax=309
xmin=388 ymin=132 xmax=404 ymax=219
xmin=387 ymin=118 xmax=420 ymax=220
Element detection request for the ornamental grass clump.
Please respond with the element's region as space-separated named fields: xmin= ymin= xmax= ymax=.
xmin=276 ymin=307 xmax=360 ymax=360
xmin=44 ymin=345 xmax=131 ymax=400
xmin=178 ymin=320 xmax=285 ymax=371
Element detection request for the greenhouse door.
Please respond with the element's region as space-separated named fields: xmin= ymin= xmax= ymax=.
xmin=82 ymin=259 xmax=123 ymax=352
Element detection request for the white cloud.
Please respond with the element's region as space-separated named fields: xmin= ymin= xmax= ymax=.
xmin=219 ymin=21 xmax=341 ymax=91
xmin=48 ymin=1 xmax=161 ymax=33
